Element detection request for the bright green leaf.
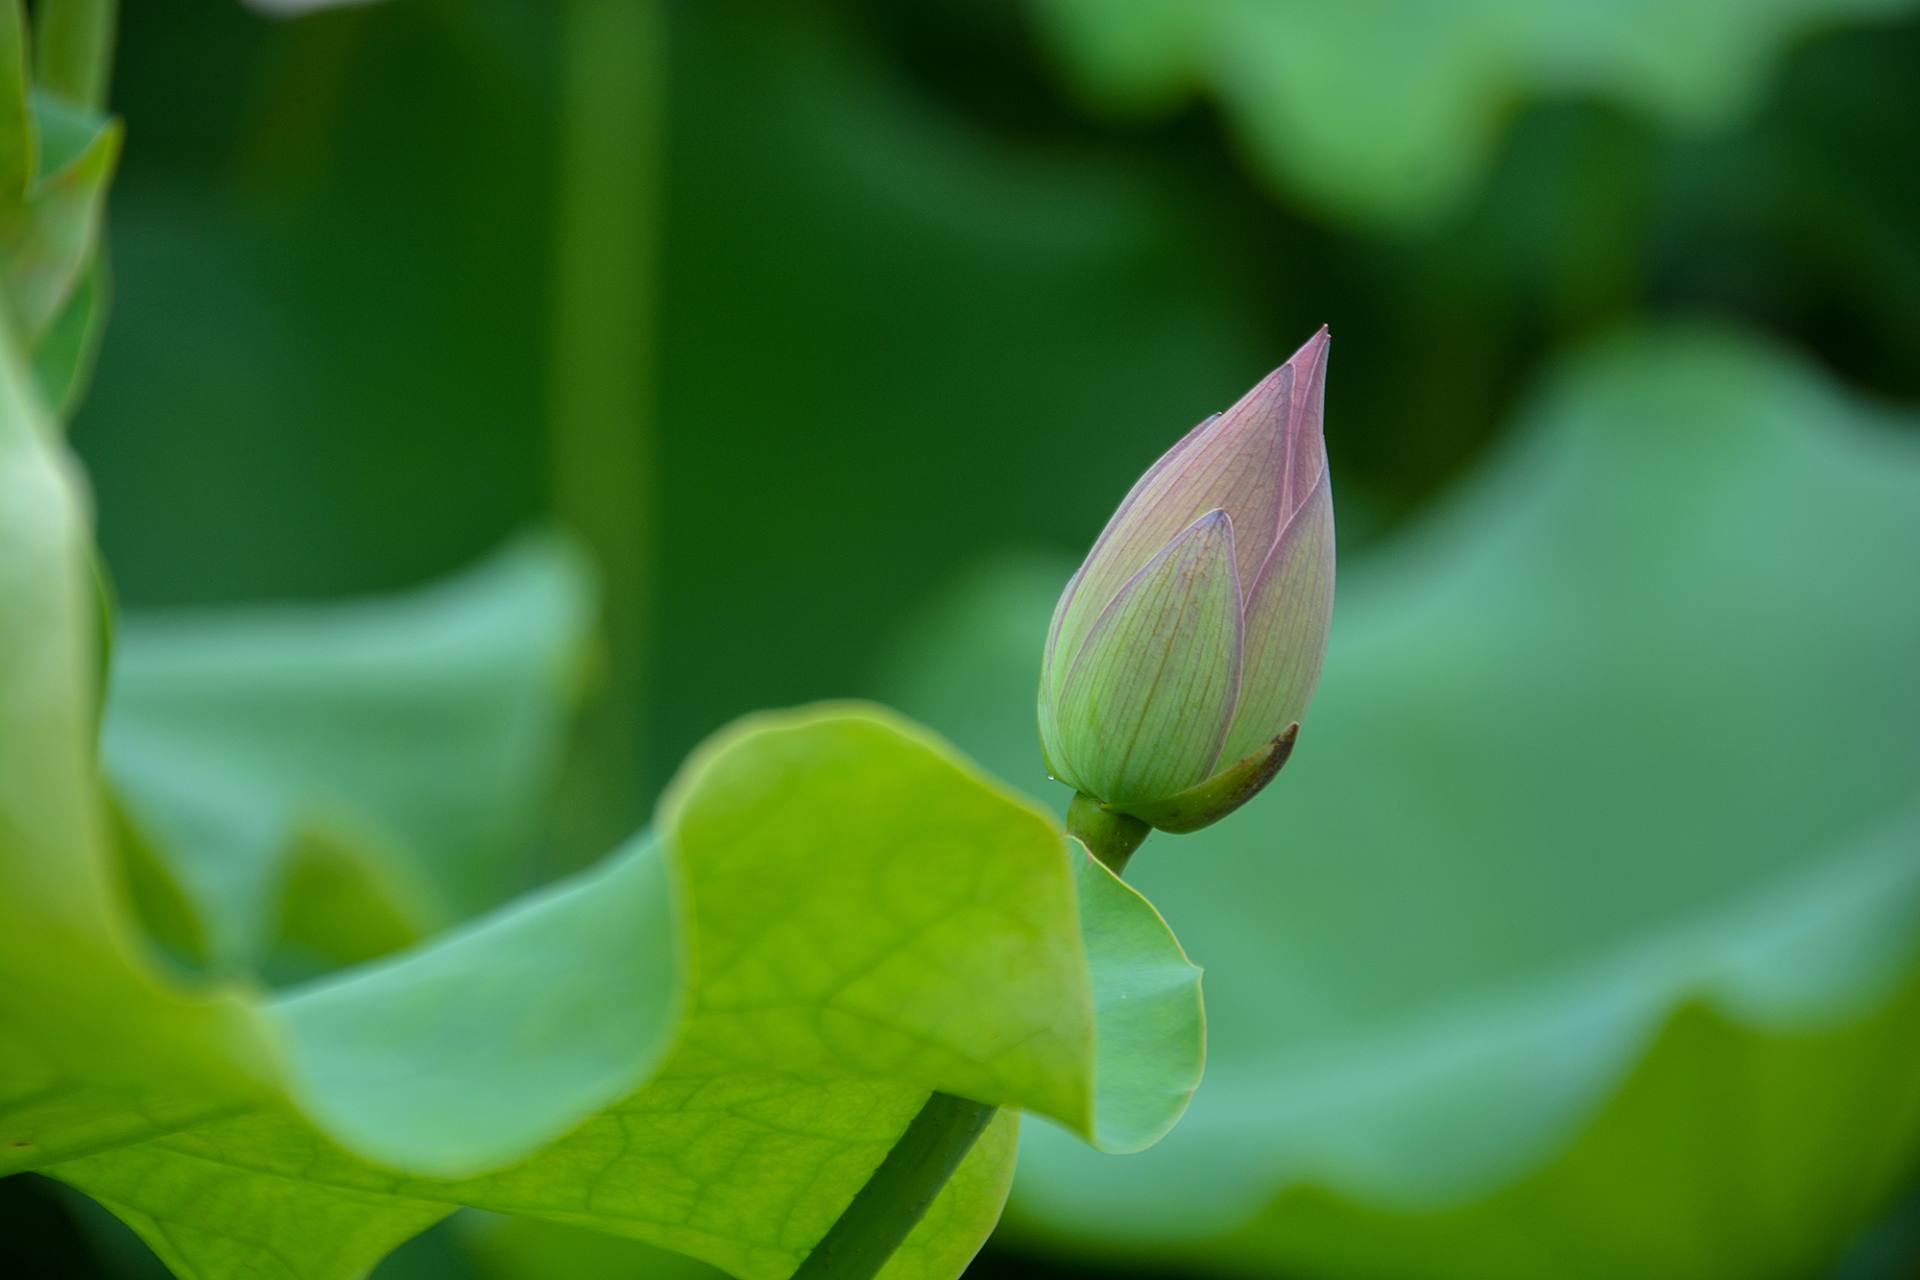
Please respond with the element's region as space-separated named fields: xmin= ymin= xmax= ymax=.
xmin=0 ymin=266 xmax=1205 ymax=1280
xmin=29 ymin=708 xmax=1202 ymax=1280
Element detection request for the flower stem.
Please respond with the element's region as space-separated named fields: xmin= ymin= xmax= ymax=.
xmin=548 ymin=0 xmax=665 ymax=859
xmin=1065 ymin=793 xmax=1151 ymax=875
xmin=789 ymin=1091 xmax=998 ymax=1280
xmin=789 ymin=803 xmax=1153 ymax=1278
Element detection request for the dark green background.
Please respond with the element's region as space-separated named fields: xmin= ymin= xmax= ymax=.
xmin=16 ymin=0 xmax=1920 ymax=1275
xmin=76 ymin=0 xmax=1920 ymax=809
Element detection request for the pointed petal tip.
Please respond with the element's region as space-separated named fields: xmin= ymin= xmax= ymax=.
xmin=1178 ymin=508 xmax=1239 ymax=579
xmin=1155 ymin=506 xmax=1235 ymax=553
xmin=1286 ymin=327 xmax=1331 ymax=444
xmin=1242 ymin=329 xmax=1330 ymax=403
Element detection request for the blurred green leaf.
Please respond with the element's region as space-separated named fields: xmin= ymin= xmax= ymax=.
xmin=1029 ymin=0 xmax=1920 ymax=227
xmin=103 ymin=535 xmax=595 ymax=977
xmin=0 ymin=2 xmax=30 ymax=195
xmin=30 ymin=249 xmax=105 ymax=415
xmin=32 ymin=0 xmax=113 ymax=113
xmin=108 ymin=792 xmax=213 ymax=972
xmin=885 ymin=325 xmax=1920 ymax=1279
xmin=0 ymin=90 xmax=114 ymax=345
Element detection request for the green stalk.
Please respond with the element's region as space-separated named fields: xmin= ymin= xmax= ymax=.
xmin=34 ymin=0 xmax=113 ymax=110
xmin=789 ymin=1092 xmax=997 ymax=1280
xmin=549 ymin=0 xmax=664 ymax=856
xmin=1065 ymin=793 xmax=1150 ymax=874
xmin=789 ymin=801 xmax=1151 ymax=1279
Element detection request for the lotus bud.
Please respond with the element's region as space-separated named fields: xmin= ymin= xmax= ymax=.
xmin=1039 ymin=329 xmax=1335 ymax=834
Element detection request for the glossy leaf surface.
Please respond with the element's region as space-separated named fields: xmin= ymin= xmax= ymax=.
xmin=1 ymin=321 xmax=1203 ymax=1276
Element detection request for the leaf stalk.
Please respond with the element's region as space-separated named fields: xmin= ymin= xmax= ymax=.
xmin=788 ymin=802 xmax=1151 ymax=1278
xmin=789 ymin=1092 xmax=997 ymax=1280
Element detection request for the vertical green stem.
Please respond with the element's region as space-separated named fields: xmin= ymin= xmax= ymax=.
xmin=789 ymin=1092 xmax=998 ymax=1280
xmin=34 ymin=0 xmax=113 ymax=110
xmin=790 ymin=807 xmax=1154 ymax=1279
xmin=1065 ymin=793 xmax=1151 ymax=874
xmin=549 ymin=0 xmax=664 ymax=854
